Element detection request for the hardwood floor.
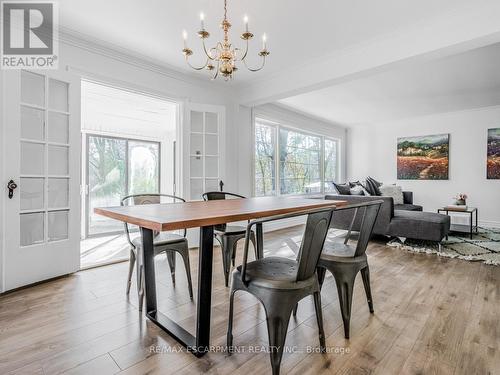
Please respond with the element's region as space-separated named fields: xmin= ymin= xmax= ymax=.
xmin=0 ymin=226 xmax=498 ymax=375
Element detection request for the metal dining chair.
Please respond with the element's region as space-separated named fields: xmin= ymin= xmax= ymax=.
xmin=227 ymin=207 xmax=335 ymax=375
xmin=121 ymin=194 xmax=193 ymax=311
xmin=202 ymin=191 xmax=257 ymax=287
xmin=294 ymin=200 xmax=383 ymax=339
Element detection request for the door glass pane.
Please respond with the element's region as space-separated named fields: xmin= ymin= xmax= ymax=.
xmin=88 ymin=136 xmax=126 ymax=235
xmin=190 ymin=156 xmax=203 ymax=178
xmin=190 ymin=133 xmax=203 ymax=155
xmin=20 ymin=212 xmax=44 ymax=246
xmin=48 ymin=145 xmax=69 ymax=175
xmin=190 ymin=178 xmax=203 ymax=200
xmin=48 ymin=178 xmax=69 ymax=208
xmin=205 ymin=113 xmax=218 ymax=133
xmin=48 ymin=79 xmax=69 ymax=112
xmin=128 ymin=141 xmax=159 ymax=195
xmin=21 ymin=142 xmax=45 ymax=175
xmin=21 ymin=106 xmax=45 ymax=141
xmin=191 ymin=111 xmax=203 ymax=132
xmin=21 ymin=71 xmax=45 ymax=107
xmin=47 ymin=112 xmax=69 ymax=143
xmin=205 ymin=134 xmax=218 ymax=155
xmin=205 ymin=156 xmax=218 ymax=178
xmin=48 ymin=210 xmax=69 ymax=241
xmin=205 ymin=178 xmax=219 ymax=192
xmin=20 ymin=177 xmax=44 ymax=211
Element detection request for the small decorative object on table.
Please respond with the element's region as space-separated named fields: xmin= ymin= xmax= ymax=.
xmin=453 ymin=193 xmax=467 ymax=206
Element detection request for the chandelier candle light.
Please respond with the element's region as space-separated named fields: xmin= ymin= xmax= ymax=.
xmin=182 ymin=0 xmax=270 ymax=80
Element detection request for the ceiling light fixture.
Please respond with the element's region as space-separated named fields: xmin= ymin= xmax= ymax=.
xmin=182 ymin=0 xmax=270 ymax=81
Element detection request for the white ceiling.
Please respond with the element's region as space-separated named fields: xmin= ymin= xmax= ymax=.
xmin=59 ymin=0 xmax=474 ymax=83
xmin=278 ymin=43 xmax=500 ymax=126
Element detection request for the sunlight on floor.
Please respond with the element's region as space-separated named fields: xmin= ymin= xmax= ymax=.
xmin=80 ymin=233 xmax=139 ymax=269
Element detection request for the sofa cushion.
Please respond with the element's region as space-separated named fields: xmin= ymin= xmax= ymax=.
xmin=388 ymin=211 xmax=450 ymax=242
xmin=394 ymin=204 xmax=423 ymax=211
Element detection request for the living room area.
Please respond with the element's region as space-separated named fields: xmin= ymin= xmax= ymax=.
xmin=0 ymin=1 xmax=499 ymax=375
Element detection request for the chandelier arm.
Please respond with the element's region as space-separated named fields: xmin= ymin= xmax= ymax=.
xmin=212 ymin=60 xmax=220 ymax=80
xmin=201 ymin=38 xmax=215 ymax=60
xmin=243 ymin=54 xmax=267 ymax=72
xmin=237 ymin=38 xmax=249 ymax=61
xmin=185 ymin=56 xmax=210 ymax=70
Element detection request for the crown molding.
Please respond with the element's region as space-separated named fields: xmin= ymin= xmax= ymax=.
xmin=57 ymin=27 xmax=229 ymax=92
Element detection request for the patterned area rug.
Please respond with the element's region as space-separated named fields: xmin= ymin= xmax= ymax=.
xmin=387 ymin=227 xmax=500 ymax=266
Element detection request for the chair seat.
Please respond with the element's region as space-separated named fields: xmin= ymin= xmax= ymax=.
xmin=234 ymin=257 xmax=315 ymax=289
xmin=320 ymin=242 xmax=367 ymax=264
xmin=132 ymin=232 xmax=186 ymax=249
xmin=215 ymin=225 xmax=247 ymax=235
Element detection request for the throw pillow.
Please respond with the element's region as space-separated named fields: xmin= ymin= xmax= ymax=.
xmin=366 ymin=176 xmax=382 ymax=196
xmin=379 ymin=184 xmax=404 ymax=204
xmin=333 ymin=182 xmax=351 ymax=195
xmin=350 ymin=185 xmax=365 ymax=195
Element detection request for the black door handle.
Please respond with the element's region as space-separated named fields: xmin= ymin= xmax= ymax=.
xmin=7 ymin=180 xmax=17 ymax=199
xmin=219 ymin=180 xmax=224 ymax=192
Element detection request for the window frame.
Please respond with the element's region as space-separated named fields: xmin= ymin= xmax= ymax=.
xmin=252 ymin=116 xmax=341 ymax=197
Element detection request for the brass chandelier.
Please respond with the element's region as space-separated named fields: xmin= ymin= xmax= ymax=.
xmin=182 ymin=0 xmax=270 ymax=81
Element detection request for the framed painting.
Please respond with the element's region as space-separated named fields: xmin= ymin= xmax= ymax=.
xmin=487 ymin=128 xmax=500 ymax=179
xmin=397 ymin=134 xmax=449 ymax=180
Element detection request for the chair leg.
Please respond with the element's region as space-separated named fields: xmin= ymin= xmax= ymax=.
xmin=265 ymin=306 xmax=293 ymax=375
xmin=313 ymin=291 xmax=326 ymax=352
xmin=166 ymin=251 xmax=176 ymax=286
xmin=360 ymin=266 xmax=374 ymax=313
xmin=221 ymin=236 xmax=235 ymax=287
xmin=317 ymin=267 xmax=327 ymax=288
xmin=250 ymin=231 xmax=258 ymax=260
xmin=293 ymin=268 xmax=326 ymax=317
xmin=126 ymin=248 xmax=136 ymax=295
xmin=332 ymin=271 xmax=356 ymax=339
xmin=135 ymin=246 xmax=145 ymax=311
xmin=179 ymin=249 xmax=194 ymax=300
xmin=227 ymin=289 xmax=237 ymax=354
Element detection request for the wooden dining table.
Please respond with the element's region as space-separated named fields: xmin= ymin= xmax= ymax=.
xmin=95 ymin=196 xmax=346 ymax=357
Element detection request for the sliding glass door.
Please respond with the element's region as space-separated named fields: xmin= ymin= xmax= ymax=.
xmin=86 ymin=134 xmax=160 ymax=237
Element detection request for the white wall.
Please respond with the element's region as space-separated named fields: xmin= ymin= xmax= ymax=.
xmin=347 ymin=106 xmax=500 ymax=227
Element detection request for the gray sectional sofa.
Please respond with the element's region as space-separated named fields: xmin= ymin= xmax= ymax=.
xmin=325 ymin=193 xmax=450 ymax=243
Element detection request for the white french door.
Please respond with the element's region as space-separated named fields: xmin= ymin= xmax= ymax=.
xmin=3 ymin=69 xmax=81 ymax=291
xmin=184 ymin=104 xmax=225 ymax=200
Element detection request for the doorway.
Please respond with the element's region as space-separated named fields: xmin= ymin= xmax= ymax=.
xmin=80 ymin=80 xmax=178 ymax=268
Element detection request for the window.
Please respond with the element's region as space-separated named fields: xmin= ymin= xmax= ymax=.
xmin=279 ymin=128 xmax=321 ymax=195
xmin=254 ymin=118 xmax=340 ymax=196
xmin=255 ymin=123 xmax=276 ymax=196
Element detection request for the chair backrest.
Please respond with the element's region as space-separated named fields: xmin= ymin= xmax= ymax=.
xmin=120 ymin=193 xmax=186 ymax=247
xmin=202 ymin=191 xmax=246 ymax=231
xmin=295 ymin=209 xmax=334 ymax=281
xmin=353 ymin=200 xmax=382 ymax=256
xmin=202 ymin=191 xmax=246 ymax=201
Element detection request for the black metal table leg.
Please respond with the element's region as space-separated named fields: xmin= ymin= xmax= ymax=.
xmin=140 ymin=226 xmax=214 ymax=358
xmin=195 ymin=225 xmax=214 ymax=355
xmin=256 ymin=222 xmax=264 ymax=259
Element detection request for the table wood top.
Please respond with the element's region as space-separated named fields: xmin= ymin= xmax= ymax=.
xmin=95 ymin=196 xmax=347 ymax=231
